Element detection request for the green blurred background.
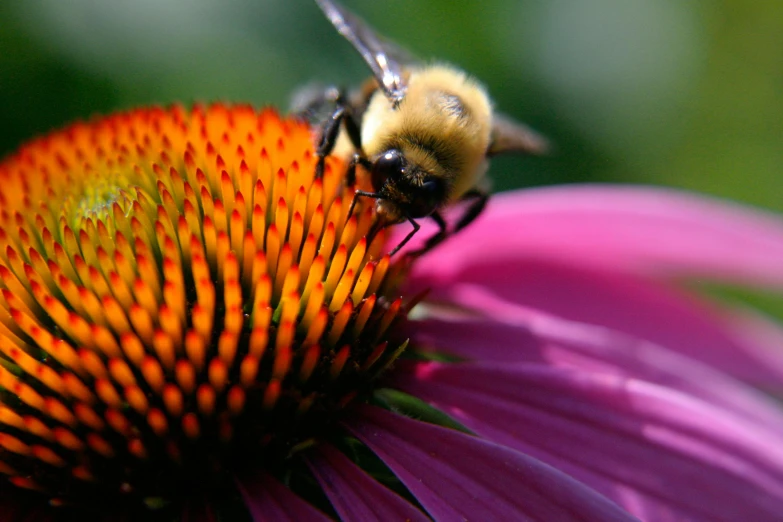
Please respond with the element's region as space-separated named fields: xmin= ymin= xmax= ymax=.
xmin=1 ymin=0 xmax=782 ymax=211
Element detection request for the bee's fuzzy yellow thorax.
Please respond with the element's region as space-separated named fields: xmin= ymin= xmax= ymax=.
xmin=361 ymin=64 xmax=493 ymax=200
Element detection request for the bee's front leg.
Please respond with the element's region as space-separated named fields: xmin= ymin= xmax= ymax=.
xmin=454 ymin=189 xmax=489 ymax=232
xmin=314 ymin=90 xmax=364 ymax=180
xmin=346 ymin=153 xmax=373 ymax=188
xmin=315 ymin=105 xmax=346 ymax=179
xmin=401 ymin=211 xmax=446 ymax=259
xmin=402 ymin=190 xmax=487 ymax=259
xmin=388 ymin=215 xmax=423 ymax=257
xmin=347 ymin=185 xmax=379 ymax=220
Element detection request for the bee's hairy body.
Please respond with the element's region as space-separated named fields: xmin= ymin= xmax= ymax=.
xmin=307 ymin=0 xmax=547 ymax=257
xmin=361 ymin=65 xmax=493 ymax=209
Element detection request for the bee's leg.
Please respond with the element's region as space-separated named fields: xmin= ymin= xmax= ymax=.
xmin=342 ymin=101 xmax=363 ymax=151
xmin=346 ymin=154 xmax=359 ymax=188
xmin=454 ymin=189 xmax=489 ymax=232
xmin=314 ymin=90 xmax=364 ymax=180
xmin=346 ymin=153 xmax=373 ymax=188
xmin=401 ymin=190 xmax=486 ymax=259
xmin=401 ymin=212 xmax=447 ymax=259
xmin=365 ymin=212 xmax=387 ymax=247
xmin=348 ymin=188 xmax=380 ymax=220
xmin=388 ymin=216 xmax=422 ymax=257
xmin=315 ymin=105 xmax=346 ymax=180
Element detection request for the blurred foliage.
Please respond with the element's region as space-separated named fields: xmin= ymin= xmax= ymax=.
xmin=2 ymin=0 xmax=782 ymax=211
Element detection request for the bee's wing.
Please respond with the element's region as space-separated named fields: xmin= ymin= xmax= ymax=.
xmin=315 ymin=0 xmax=407 ymax=105
xmin=487 ymin=112 xmax=550 ymax=157
xmin=289 ymin=82 xmax=336 ymax=122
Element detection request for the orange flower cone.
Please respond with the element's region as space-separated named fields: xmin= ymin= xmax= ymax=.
xmin=0 ymin=104 xmax=407 ymax=519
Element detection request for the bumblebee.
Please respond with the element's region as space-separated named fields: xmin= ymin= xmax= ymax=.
xmin=303 ymin=0 xmax=548 ymax=256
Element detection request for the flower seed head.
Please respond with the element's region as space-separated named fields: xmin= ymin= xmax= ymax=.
xmin=0 ymin=104 xmax=407 ymax=511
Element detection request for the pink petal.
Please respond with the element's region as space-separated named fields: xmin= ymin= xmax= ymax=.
xmin=346 ymin=405 xmax=636 ymax=521
xmin=306 ymin=443 xmax=429 ymax=522
xmin=410 ymin=258 xmax=783 ymax=387
xmin=393 ymin=361 xmax=783 ymax=521
xmin=725 ymin=307 xmax=783 ymax=391
xmin=235 ymin=473 xmax=331 ymax=522
xmin=409 ymin=185 xmax=783 ymax=288
xmin=407 ymin=282 xmax=783 ymax=433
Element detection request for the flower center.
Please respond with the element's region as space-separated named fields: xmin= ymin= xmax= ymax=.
xmin=0 ymin=105 xmax=408 ymax=513
xmin=72 ymin=182 xmax=125 ymax=222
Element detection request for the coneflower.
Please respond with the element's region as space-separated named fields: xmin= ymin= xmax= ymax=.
xmin=0 ymin=105 xmax=781 ymax=521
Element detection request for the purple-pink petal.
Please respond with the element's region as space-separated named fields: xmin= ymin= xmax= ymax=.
xmin=393 ymin=361 xmax=783 ymax=521
xmin=306 ymin=443 xmax=429 ymax=522
xmin=408 ymin=185 xmax=783 ymax=288
xmin=235 ymin=473 xmax=331 ymax=522
xmin=408 ymin=284 xmax=783 ymax=433
xmin=410 ymin=258 xmax=783 ymax=387
xmin=725 ymin=307 xmax=783 ymax=391
xmin=347 ymin=404 xmax=637 ymax=521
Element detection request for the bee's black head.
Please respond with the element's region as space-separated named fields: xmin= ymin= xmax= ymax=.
xmin=372 ymin=149 xmax=446 ymax=219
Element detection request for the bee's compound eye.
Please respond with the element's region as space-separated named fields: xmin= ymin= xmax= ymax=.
xmin=372 ymin=149 xmax=404 ymax=188
xmin=421 ymin=180 xmax=440 ymax=194
xmin=408 ymin=178 xmax=445 ymax=218
xmin=420 ymin=179 xmax=445 ymax=207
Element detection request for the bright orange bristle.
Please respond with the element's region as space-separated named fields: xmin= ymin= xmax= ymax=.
xmin=0 ymin=105 xmax=407 ymax=509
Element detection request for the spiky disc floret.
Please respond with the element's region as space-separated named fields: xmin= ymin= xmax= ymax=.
xmin=0 ymin=104 xmax=406 ymax=509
